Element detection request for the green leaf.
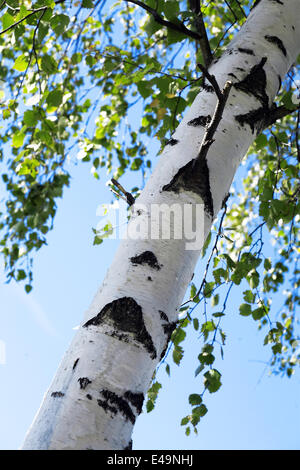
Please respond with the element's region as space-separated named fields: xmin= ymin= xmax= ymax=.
xmin=173 ymin=345 xmax=183 ymax=365
xmin=17 ymin=269 xmax=26 ymax=281
xmin=2 ymin=13 xmax=15 ymax=30
xmin=193 ymin=318 xmax=199 ymax=330
xmin=130 ymin=158 xmax=143 ymax=171
xmin=23 ymin=109 xmax=39 ymax=127
xmin=255 ymin=133 xmax=268 ymax=150
xmin=264 ymin=258 xmax=272 ymax=270
xmin=203 ymin=369 xmax=222 ymax=393
xmin=248 ymin=271 xmax=260 ymax=289
xmin=243 ymin=290 xmax=255 ymax=303
xmin=181 ymin=417 xmax=189 ymax=426
xmin=211 ymin=293 xmax=219 ymax=306
xmin=192 ymin=404 xmax=208 ymax=418
xmin=146 ymin=381 xmax=162 ymax=412
xmin=12 ymin=131 xmax=25 ymax=148
xmin=172 ymin=327 xmax=186 ymax=345
xmin=190 ymin=283 xmax=197 ymax=298
xmin=37 ymin=23 xmax=49 ymax=43
xmin=203 ymin=282 xmax=214 ymax=298
xmin=46 ymin=89 xmax=63 ymax=107
xmin=201 ymin=320 xmax=216 ymax=332
xmin=41 ymin=55 xmax=58 ymax=74
xmin=146 ymin=400 xmax=154 ymax=413
xmin=202 ymin=231 xmax=211 ymax=257
xmin=93 ymin=236 xmax=103 ymax=246
xmin=82 ymin=0 xmax=94 ymax=6
xmin=239 ymin=303 xmax=252 ymax=317
xmin=13 ymin=55 xmax=28 ymax=72
xmin=189 ymin=394 xmax=202 ymax=405
xmin=50 ymin=14 xmax=70 ymax=36
xmin=212 ymin=312 xmax=225 ymax=318
xmin=252 ymin=307 xmax=266 ymax=321
xmin=198 ymin=346 xmax=215 ymax=365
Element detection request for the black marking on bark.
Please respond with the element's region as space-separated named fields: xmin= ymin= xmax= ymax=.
xmin=162 ymin=157 xmax=214 ymax=218
xmin=78 ymin=377 xmax=92 ymax=390
xmin=123 ymin=440 xmax=133 ymax=450
xmin=86 ymin=394 xmax=93 ymax=400
xmin=160 ymin=314 xmax=178 ymax=361
xmin=100 ymin=389 xmax=136 ymax=424
xmin=162 ymin=321 xmax=177 ymax=337
xmin=202 ymin=83 xmax=214 ymax=93
xmin=264 ymin=35 xmax=287 ymax=57
xmin=166 ymin=138 xmax=179 ymax=146
xmin=97 ymin=399 xmax=118 ymax=416
xmin=83 ymin=297 xmax=157 ymax=360
xmin=73 ymin=358 xmax=79 ymax=370
xmin=130 ymin=251 xmax=161 ymax=270
xmin=228 ymin=73 xmax=238 ymax=80
xmin=51 ymin=391 xmax=65 ymax=398
xmin=159 ymin=310 xmax=169 ymax=323
xmin=147 ymin=276 xmax=152 ymax=281
xmin=124 ymin=391 xmax=145 ymax=415
xmin=236 ymin=67 xmax=245 ymax=72
xmin=235 ymin=107 xmax=268 ymax=134
xmin=237 ymin=47 xmax=255 ymax=56
xmin=277 ymin=75 xmax=282 ymax=92
xmin=187 ymin=115 xmax=211 ymax=127
xmin=111 ymin=331 xmax=130 ymax=343
xmin=234 ymin=57 xmax=269 ymax=108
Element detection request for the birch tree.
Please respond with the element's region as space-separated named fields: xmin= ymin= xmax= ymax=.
xmin=0 ymin=0 xmax=299 ymax=449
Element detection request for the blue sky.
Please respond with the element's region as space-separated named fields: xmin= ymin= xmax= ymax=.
xmin=0 ymin=157 xmax=299 ymax=450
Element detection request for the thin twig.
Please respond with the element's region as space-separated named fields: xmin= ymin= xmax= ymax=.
xmin=195 ymin=64 xmax=232 ymax=166
xmin=0 ymin=0 xmax=67 ymax=35
xmin=110 ymin=178 xmax=135 ymax=206
xmin=189 ymin=1 xmax=213 ymax=67
xmin=124 ymin=0 xmax=202 ymax=41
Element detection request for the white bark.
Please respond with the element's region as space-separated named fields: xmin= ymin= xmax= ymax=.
xmin=22 ymin=0 xmax=300 ymax=450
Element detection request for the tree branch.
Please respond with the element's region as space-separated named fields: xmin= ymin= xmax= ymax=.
xmin=264 ymin=103 xmax=300 ymax=128
xmin=197 ymin=63 xmax=223 ymax=100
xmin=194 ymin=71 xmax=232 ymax=165
xmin=0 ymin=6 xmax=47 ymax=35
xmin=110 ymin=178 xmax=135 ymax=206
xmin=124 ymin=0 xmax=202 ymax=41
xmin=0 ymin=0 xmax=67 ymax=36
xmin=189 ymin=1 xmax=213 ymax=68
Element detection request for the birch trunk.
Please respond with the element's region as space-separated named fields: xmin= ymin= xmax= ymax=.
xmin=22 ymin=0 xmax=300 ymax=450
